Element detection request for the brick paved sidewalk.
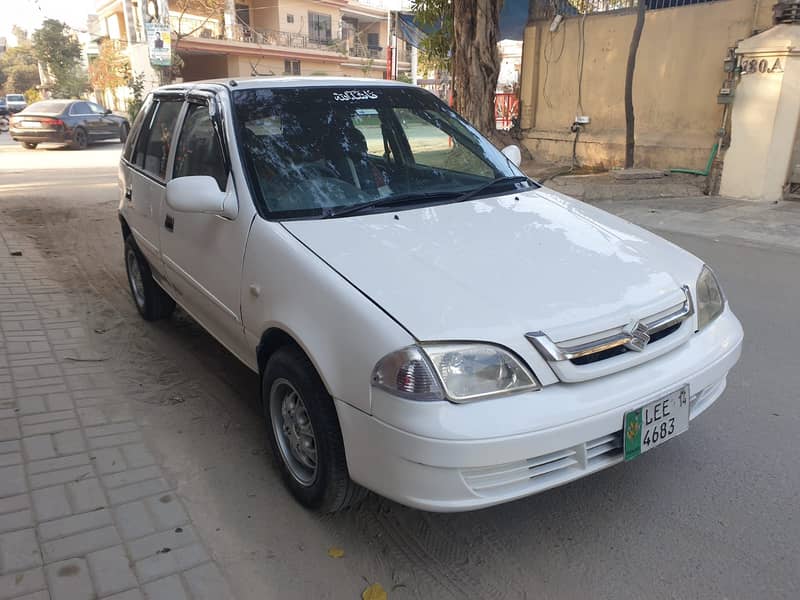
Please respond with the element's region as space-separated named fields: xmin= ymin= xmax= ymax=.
xmin=0 ymin=229 xmax=234 ymax=599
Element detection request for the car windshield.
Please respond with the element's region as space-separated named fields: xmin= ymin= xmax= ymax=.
xmin=22 ymin=101 xmax=66 ymax=114
xmin=232 ymin=86 xmax=529 ymax=219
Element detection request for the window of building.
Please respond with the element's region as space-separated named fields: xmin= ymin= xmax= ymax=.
xmin=284 ymin=60 xmax=301 ymax=75
xmin=308 ymin=12 xmax=332 ymax=42
xmin=235 ymin=3 xmax=250 ymax=26
xmin=173 ymin=103 xmax=228 ymax=191
xmin=367 ymin=32 xmax=379 ymax=49
xmin=286 ymin=14 xmax=294 ymax=23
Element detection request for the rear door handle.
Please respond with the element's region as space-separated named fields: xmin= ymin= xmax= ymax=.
xmin=164 ymin=214 xmax=174 ymax=232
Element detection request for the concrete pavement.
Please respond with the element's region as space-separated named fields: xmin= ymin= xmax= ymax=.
xmin=0 ymin=195 xmax=233 ymax=598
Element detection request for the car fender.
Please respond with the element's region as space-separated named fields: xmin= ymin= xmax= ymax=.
xmin=241 ymin=217 xmax=415 ymax=414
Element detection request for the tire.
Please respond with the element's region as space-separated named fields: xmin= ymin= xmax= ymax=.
xmin=263 ymin=346 xmax=367 ymax=512
xmin=124 ymin=236 xmax=175 ymax=321
xmin=71 ymin=127 xmax=88 ymax=150
xmin=119 ymin=123 xmax=129 ymax=144
xmin=22 ymin=142 xmax=38 ymax=150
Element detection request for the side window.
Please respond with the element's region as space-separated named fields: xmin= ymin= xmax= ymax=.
xmin=123 ymin=96 xmax=153 ymax=163
xmin=135 ymin=100 xmax=183 ymax=180
xmin=394 ymin=108 xmax=493 ymax=178
xmin=172 ymin=103 xmax=228 ymax=191
xmin=70 ymin=102 xmax=90 ymax=115
xmin=89 ymin=103 xmax=106 ymax=114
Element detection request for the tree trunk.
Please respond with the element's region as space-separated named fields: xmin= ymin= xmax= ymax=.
xmin=452 ymin=0 xmax=504 ymax=139
xmin=624 ymin=0 xmax=646 ymax=168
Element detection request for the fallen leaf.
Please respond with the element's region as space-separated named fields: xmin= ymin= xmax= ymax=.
xmin=327 ymin=546 xmax=345 ymax=559
xmin=362 ymin=583 xmax=387 ymax=600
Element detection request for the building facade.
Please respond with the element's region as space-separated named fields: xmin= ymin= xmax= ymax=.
xmin=95 ymin=0 xmax=411 ymax=91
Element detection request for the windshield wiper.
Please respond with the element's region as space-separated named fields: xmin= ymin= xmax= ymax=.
xmin=323 ymin=190 xmax=462 ymax=219
xmin=452 ymin=175 xmax=532 ymax=205
xmin=323 ymin=176 xmax=532 ymax=219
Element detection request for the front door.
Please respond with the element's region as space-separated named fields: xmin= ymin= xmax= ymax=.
xmin=159 ymin=99 xmax=255 ymax=361
xmin=89 ymin=102 xmax=117 ymax=137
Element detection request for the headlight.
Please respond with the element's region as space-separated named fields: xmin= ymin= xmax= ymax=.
xmin=696 ymin=265 xmax=725 ymax=330
xmin=372 ymin=343 xmax=539 ymax=403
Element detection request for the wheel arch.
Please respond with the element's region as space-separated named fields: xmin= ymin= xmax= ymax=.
xmin=119 ymin=214 xmax=132 ymax=241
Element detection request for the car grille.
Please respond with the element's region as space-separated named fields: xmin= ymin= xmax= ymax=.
xmin=461 ymin=379 xmax=724 ymax=498
xmin=570 ymin=322 xmax=682 ymax=365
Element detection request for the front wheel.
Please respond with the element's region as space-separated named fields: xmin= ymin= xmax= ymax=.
xmin=22 ymin=142 xmax=38 ymax=150
xmin=263 ymin=346 xmax=366 ymax=512
xmin=124 ymin=236 xmax=175 ymax=321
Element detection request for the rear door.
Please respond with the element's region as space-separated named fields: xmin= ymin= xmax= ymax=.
xmin=123 ymin=96 xmax=184 ymax=277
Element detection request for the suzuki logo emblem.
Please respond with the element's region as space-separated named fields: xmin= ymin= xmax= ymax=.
xmin=623 ymin=320 xmax=651 ymax=352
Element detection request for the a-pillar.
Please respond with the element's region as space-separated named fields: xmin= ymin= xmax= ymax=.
xmin=720 ymin=24 xmax=800 ymax=202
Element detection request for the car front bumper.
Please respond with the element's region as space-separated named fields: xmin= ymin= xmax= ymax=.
xmin=335 ymin=308 xmax=743 ymax=512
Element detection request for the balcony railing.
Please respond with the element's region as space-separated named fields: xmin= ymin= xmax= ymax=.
xmin=229 ymin=23 xmax=408 ymax=62
xmin=169 ymin=13 xmax=223 ymax=39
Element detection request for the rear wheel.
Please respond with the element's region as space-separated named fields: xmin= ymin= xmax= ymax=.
xmin=263 ymin=346 xmax=367 ymax=512
xmin=124 ymin=236 xmax=175 ymax=321
xmin=22 ymin=142 xmax=37 ymax=150
xmin=71 ymin=127 xmax=88 ymax=150
xmin=119 ymin=123 xmax=129 ymax=144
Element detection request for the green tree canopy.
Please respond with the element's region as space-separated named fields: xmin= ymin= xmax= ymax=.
xmin=0 ymin=33 xmax=41 ymax=94
xmin=32 ymin=19 xmax=86 ymax=97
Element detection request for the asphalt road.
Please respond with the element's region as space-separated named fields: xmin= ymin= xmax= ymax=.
xmin=1 ymin=136 xmax=797 ymax=599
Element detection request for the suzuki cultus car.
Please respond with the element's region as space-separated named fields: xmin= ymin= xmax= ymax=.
xmin=119 ymin=78 xmax=742 ymax=512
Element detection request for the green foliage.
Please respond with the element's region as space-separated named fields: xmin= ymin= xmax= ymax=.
xmin=6 ymin=65 xmax=41 ymax=95
xmin=410 ymin=0 xmax=453 ymax=72
xmin=127 ymin=71 xmax=145 ymax=121
xmin=0 ymin=38 xmax=41 ymax=94
xmin=32 ymin=19 xmax=86 ymax=98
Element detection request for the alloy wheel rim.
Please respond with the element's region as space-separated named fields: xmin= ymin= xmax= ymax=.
xmin=126 ymin=248 xmax=146 ymax=308
xmin=270 ymin=378 xmax=318 ymax=486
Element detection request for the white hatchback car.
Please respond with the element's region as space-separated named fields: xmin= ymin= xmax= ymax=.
xmin=119 ymin=78 xmax=742 ymax=512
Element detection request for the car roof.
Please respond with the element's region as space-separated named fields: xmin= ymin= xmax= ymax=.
xmin=155 ymin=76 xmax=414 ymax=94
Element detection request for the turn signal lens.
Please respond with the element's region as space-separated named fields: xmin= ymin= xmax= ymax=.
xmin=371 ymin=346 xmax=444 ymax=401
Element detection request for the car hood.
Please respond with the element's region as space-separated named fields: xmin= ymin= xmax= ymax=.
xmin=282 ymin=187 xmax=702 ymax=343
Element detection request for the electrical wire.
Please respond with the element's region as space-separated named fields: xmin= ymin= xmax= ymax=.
xmin=576 ymin=12 xmax=587 ymax=117
xmin=542 ymin=17 xmax=566 ymax=109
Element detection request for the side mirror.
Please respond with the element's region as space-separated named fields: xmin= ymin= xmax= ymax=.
xmin=501 ymin=144 xmax=522 ymax=167
xmin=166 ymin=176 xmax=236 ymax=218
xmin=104 ymin=108 xmax=112 ymax=115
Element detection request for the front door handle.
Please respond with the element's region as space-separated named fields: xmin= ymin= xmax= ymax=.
xmin=164 ymin=214 xmax=174 ymax=232
xmin=124 ymin=186 xmax=132 ymax=200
